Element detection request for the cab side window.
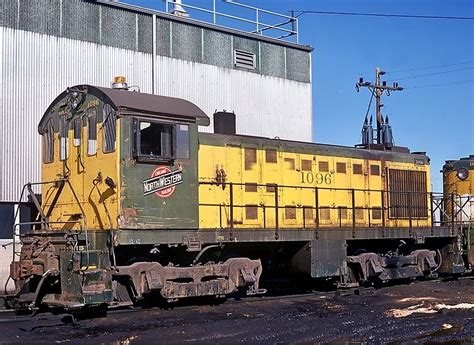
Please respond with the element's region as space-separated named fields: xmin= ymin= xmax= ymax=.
xmin=87 ymin=107 xmax=97 ymax=156
xmin=42 ymin=119 xmax=54 ymax=163
xmin=139 ymin=121 xmax=173 ymax=158
xmin=59 ymin=114 xmax=69 ymax=161
xmin=102 ymin=104 xmax=116 ymax=153
xmin=133 ymin=119 xmax=190 ymax=162
xmin=176 ymin=124 xmax=189 ymax=159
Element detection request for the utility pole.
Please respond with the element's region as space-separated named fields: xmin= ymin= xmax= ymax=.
xmin=356 ymin=67 xmax=403 ymax=144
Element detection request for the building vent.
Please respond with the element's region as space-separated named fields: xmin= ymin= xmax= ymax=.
xmin=234 ymin=49 xmax=256 ymax=70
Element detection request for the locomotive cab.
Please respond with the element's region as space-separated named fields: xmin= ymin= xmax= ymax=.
xmin=37 ymin=84 xmax=208 ymax=233
xmin=8 ymin=85 xmax=218 ymax=310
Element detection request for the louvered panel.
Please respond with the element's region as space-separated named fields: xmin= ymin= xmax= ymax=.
xmin=388 ymin=169 xmax=428 ymax=219
xmin=234 ymin=49 xmax=256 ymax=69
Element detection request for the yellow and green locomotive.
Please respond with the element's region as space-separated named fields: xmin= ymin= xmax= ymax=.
xmin=6 ymin=82 xmax=468 ymax=311
xmin=442 ymin=155 xmax=474 ymax=266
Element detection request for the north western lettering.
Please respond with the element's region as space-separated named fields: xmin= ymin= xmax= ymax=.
xmin=143 ymin=170 xmax=183 ymax=196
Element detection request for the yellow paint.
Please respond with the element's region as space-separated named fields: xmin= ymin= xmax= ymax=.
xmin=41 ymin=102 xmax=120 ymax=231
xmin=198 ymin=144 xmax=431 ymax=229
xmin=443 ymin=164 xmax=473 ymax=224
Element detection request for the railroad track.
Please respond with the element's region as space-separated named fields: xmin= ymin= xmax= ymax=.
xmin=0 ymin=287 xmax=363 ymax=329
xmin=2 ymin=277 xmax=461 ymax=330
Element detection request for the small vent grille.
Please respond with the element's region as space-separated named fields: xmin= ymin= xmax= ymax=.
xmin=388 ymin=169 xmax=428 ymax=219
xmin=234 ymin=49 xmax=256 ymax=69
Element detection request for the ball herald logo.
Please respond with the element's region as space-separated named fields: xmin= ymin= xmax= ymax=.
xmin=143 ymin=166 xmax=183 ymax=197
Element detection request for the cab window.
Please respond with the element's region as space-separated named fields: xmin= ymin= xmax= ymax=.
xmin=59 ymin=114 xmax=69 ymax=161
xmin=42 ymin=119 xmax=54 ymax=163
xmin=73 ymin=117 xmax=81 ymax=147
xmin=139 ymin=121 xmax=173 ymax=158
xmin=102 ymin=104 xmax=116 ymax=153
xmin=87 ymin=107 xmax=97 ymax=156
xmin=176 ymin=124 xmax=189 ymax=159
xmin=133 ymin=119 xmax=190 ymax=162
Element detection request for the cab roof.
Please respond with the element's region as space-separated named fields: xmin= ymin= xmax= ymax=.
xmin=39 ymin=84 xmax=209 ymax=133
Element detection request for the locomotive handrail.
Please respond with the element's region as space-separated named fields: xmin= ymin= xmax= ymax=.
xmin=12 ymin=177 xmax=90 ymax=268
xmin=199 ymin=181 xmax=464 ymax=236
xmin=199 ymin=180 xmax=446 ymax=195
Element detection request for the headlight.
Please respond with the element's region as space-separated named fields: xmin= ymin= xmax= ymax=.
xmin=457 ymin=168 xmax=469 ymax=181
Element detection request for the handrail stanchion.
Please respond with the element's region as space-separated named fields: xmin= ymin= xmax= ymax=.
xmin=229 ymin=182 xmax=234 ymax=240
xmin=430 ymin=192 xmax=434 ymax=236
xmin=451 ymin=193 xmax=455 ymax=236
xmin=274 ymin=184 xmax=279 ymax=240
xmin=351 ymin=189 xmax=356 ymax=238
xmin=381 ymin=190 xmax=385 ymax=237
xmin=408 ymin=192 xmax=413 ymax=237
xmin=314 ymin=187 xmax=319 ymax=239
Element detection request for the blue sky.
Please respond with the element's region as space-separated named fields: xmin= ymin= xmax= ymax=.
xmin=123 ymin=0 xmax=473 ymax=191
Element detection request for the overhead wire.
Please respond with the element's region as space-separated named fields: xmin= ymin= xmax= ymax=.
xmin=404 ymin=80 xmax=474 ymax=89
xmin=386 ymin=61 xmax=474 ymax=74
xmin=386 ymin=66 xmax=474 ymax=81
xmin=294 ymin=10 xmax=474 ymax=21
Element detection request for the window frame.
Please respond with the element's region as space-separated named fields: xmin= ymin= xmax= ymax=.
xmin=42 ymin=118 xmax=54 ymax=164
xmin=132 ymin=118 xmax=182 ymax=164
xmin=102 ymin=104 xmax=117 ymax=154
xmin=73 ymin=117 xmax=82 ymax=147
xmin=86 ymin=106 xmax=98 ymax=156
xmin=59 ymin=113 xmax=69 ymax=161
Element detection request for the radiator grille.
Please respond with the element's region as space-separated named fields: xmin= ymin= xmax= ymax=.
xmin=388 ymin=169 xmax=428 ymax=219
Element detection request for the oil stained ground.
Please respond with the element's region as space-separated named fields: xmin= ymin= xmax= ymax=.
xmin=2 ymin=278 xmax=474 ymax=344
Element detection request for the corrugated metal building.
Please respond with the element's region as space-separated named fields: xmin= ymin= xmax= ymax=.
xmin=0 ymin=0 xmax=313 ymax=203
xmin=0 ymin=0 xmax=313 ymax=290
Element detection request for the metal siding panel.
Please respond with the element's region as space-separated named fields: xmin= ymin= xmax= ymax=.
xmin=0 ymin=27 xmax=153 ymax=201
xmin=171 ymin=21 xmax=202 ymax=62
xmin=155 ymin=17 xmax=171 ymax=57
xmin=101 ymin=5 xmax=137 ymax=51
xmin=286 ymin=48 xmax=311 ymax=83
xmin=62 ymin=0 xmax=101 ymax=44
xmin=18 ymin=0 xmax=61 ymax=36
xmin=260 ymin=42 xmax=285 ymax=79
xmin=1 ymin=0 xmax=19 ymax=29
xmin=0 ymin=28 xmax=3 ymax=199
xmin=137 ymin=12 xmax=153 ymax=54
xmin=202 ymin=29 xmax=232 ymax=68
xmin=153 ymin=55 xmax=312 ymax=142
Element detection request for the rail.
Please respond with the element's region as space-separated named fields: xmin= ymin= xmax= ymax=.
xmin=199 ymin=181 xmax=470 ymax=239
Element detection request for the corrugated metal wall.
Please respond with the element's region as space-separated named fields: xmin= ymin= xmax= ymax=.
xmin=0 ymin=26 xmax=311 ymax=201
xmin=0 ymin=27 xmax=153 ymax=201
xmin=154 ymin=55 xmax=312 ymax=138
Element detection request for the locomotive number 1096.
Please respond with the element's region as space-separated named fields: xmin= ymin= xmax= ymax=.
xmin=300 ymin=172 xmax=332 ymax=185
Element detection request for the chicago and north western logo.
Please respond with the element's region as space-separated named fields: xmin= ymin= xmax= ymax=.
xmin=143 ymin=166 xmax=183 ymax=197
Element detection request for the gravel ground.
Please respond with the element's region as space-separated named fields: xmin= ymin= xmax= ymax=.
xmin=1 ymin=278 xmax=474 ymax=344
